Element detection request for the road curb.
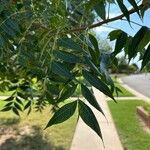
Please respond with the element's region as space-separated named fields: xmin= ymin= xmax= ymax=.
xmin=118 ymin=78 xmax=150 ymax=104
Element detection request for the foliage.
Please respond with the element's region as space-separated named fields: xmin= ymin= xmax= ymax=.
xmin=113 ymin=82 xmax=134 ymax=97
xmin=111 ymin=76 xmax=134 ymax=97
xmin=108 ymin=100 xmax=150 ymax=150
xmin=143 ymin=102 xmax=150 ymax=115
xmin=0 ymin=0 xmax=150 ymax=139
xmin=111 ymin=56 xmax=139 ymax=74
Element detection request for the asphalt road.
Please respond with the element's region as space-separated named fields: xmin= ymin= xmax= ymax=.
xmin=121 ymin=73 xmax=150 ymax=98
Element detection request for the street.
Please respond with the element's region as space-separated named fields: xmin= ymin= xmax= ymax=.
xmin=122 ymin=73 xmax=150 ymax=98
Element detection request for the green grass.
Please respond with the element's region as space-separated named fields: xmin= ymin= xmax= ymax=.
xmin=0 ymin=100 xmax=77 ymax=150
xmin=0 ymin=91 xmax=13 ymax=96
xmin=143 ymin=102 xmax=150 ymax=115
xmin=72 ymin=75 xmax=134 ymax=97
xmin=111 ymin=76 xmax=134 ymax=97
xmin=108 ymin=100 xmax=150 ymax=150
xmin=114 ymin=83 xmax=134 ymax=97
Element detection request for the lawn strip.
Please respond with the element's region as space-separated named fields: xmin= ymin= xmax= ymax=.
xmin=108 ymin=100 xmax=150 ymax=150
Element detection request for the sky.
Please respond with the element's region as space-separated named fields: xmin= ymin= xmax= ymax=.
xmin=94 ymin=2 xmax=150 ymax=37
xmin=93 ymin=2 xmax=150 ymax=68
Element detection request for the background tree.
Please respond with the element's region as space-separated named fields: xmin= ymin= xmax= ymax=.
xmin=0 ymin=0 xmax=150 ymax=139
xmin=111 ymin=56 xmax=139 ymax=74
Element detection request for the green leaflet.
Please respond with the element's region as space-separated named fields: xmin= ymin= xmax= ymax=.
xmin=128 ymin=0 xmax=140 ymax=16
xmin=0 ymin=19 xmax=20 ymax=39
xmin=0 ymin=2 xmax=11 ymax=19
xmin=0 ymin=5 xmax=5 ymax=13
xmin=84 ymin=56 xmax=101 ymax=75
xmin=45 ymin=101 xmax=77 ymax=128
xmin=0 ymin=35 xmax=5 ymax=47
xmin=124 ymin=36 xmax=132 ymax=55
xmin=12 ymin=107 xmax=20 ymax=116
xmin=88 ymin=46 xmax=99 ymax=65
xmin=114 ymin=31 xmax=127 ymax=55
xmin=1 ymin=106 xmax=12 ymax=112
xmin=78 ymin=100 xmax=103 ymax=139
xmin=1 ymin=23 xmax=16 ymax=37
xmin=16 ymin=97 xmax=24 ymax=106
xmin=140 ymin=5 xmax=149 ymax=19
xmin=99 ymin=53 xmax=115 ymax=93
xmin=82 ymin=70 xmax=115 ymax=101
xmin=5 ymin=19 xmax=20 ymax=33
xmin=14 ymin=102 xmax=22 ymax=111
xmin=89 ymin=34 xmax=100 ymax=59
xmin=57 ymin=37 xmax=83 ymax=51
xmin=24 ymin=101 xmax=31 ymax=110
xmin=115 ymin=86 xmax=123 ymax=97
xmin=57 ymin=84 xmax=77 ymax=102
xmin=81 ymin=84 xmax=105 ymax=116
xmin=89 ymin=34 xmax=99 ymax=50
xmin=108 ymin=30 xmax=122 ymax=41
xmin=141 ymin=44 xmax=150 ymax=69
xmin=94 ymin=1 xmax=106 ymax=20
xmin=17 ymin=92 xmax=27 ymax=99
xmin=100 ymin=53 xmax=111 ymax=72
xmin=45 ymin=91 xmax=55 ymax=105
xmin=88 ymin=34 xmax=100 ymax=65
xmin=4 ymin=96 xmax=14 ymax=102
xmin=53 ymin=50 xmax=81 ymax=63
xmin=4 ymin=102 xmax=13 ymax=107
xmin=117 ymin=0 xmax=130 ymax=22
xmin=85 ymin=0 xmax=100 ymax=12
xmin=46 ymin=83 xmax=60 ymax=96
xmin=128 ymin=26 xmax=148 ymax=60
xmin=51 ymin=61 xmax=74 ymax=79
xmin=137 ymin=28 xmax=150 ymax=52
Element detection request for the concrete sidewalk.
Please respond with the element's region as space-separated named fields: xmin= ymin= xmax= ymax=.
xmin=71 ymin=88 xmax=123 ymax=150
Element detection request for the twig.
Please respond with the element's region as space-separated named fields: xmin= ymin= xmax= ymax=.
xmin=34 ymin=3 xmax=144 ymax=35
xmin=68 ymin=4 xmax=144 ymax=33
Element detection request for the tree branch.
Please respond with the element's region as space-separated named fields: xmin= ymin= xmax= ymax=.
xmin=35 ymin=3 xmax=144 ymax=35
xmin=69 ymin=3 xmax=144 ymax=33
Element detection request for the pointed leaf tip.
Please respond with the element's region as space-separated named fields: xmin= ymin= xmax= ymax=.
xmin=78 ymin=100 xmax=103 ymax=139
xmin=45 ymin=101 xmax=77 ymax=129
